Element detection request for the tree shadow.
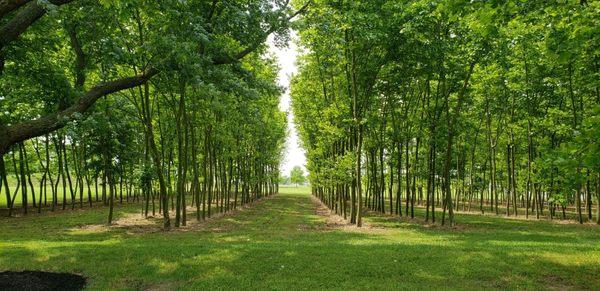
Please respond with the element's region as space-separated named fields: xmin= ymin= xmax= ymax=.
xmin=0 ymin=192 xmax=598 ymax=290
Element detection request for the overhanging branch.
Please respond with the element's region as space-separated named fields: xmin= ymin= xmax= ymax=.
xmin=213 ymin=0 xmax=311 ymax=65
xmin=0 ymin=68 xmax=158 ymax=154
xmin=0 ymin=0 xmax=73 ymax=49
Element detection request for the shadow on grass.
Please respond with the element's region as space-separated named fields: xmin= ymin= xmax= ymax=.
xmin=0 ymin=191 xmax=598 ymax=290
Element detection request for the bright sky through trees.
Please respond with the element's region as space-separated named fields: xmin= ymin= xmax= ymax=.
xmin=268 ymin=32 xmax=306 ymax=175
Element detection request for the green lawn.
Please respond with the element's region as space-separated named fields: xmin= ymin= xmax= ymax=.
xmin=0 ymin=186 xmax=598 ymax=290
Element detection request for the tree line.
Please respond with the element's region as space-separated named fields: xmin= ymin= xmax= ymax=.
xmin=291 ymin=0 xmax=599 ymax=226
xmin=0 ymin=0 xmax=307 ymax=228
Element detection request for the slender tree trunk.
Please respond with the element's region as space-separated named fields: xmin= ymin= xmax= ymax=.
xmin=1 ymin=153 xmax=12 ymax=215
xmin=107 ymin=164 xmax=115 ymax=225
xmin=23 ymin=142 xmax=36 ymax=208
xmin=18 ymin=143 xmax=28 ymax=214
xmin=586 ymin=170 xmax=591 ymax=220
xmin=62 ymin=138 xmax=75 ymax=210
xmin=576 ymin=168 xmax=583 ymax=224
xmin=142 ymin=82 xmax=170 ymax=229
xmin=592 ymin=172 xmax=600 ymax=225
xmin=396 ymin=141 xmax=402 ymax=217
xmin=412 ymin=137 xmax=419 ymax=218
xmin=356 ymin=125 xmax=363 ymax=227
xmin=405 ymin=137 xmax=411 ymax=217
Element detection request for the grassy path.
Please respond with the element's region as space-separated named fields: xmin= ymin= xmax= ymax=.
xmin=1 ymin=186 xmax=599 ymax=290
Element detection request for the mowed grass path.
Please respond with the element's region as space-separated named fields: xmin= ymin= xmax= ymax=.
xmin=1 ymin=186 xmax=599 ymax=290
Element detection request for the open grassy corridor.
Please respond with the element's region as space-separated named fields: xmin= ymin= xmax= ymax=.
xmin=1 ymin=187 xmax=599 ymax=290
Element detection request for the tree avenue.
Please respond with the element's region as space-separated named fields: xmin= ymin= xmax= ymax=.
xmin=0 ymin=0 xmax=311 ymax=228
xmin=1 ymin=1 xmax=600 ymax=289
xmin=1 ymin=0 xmax=599 ymax=230
xmin=291 ymin=0 xmax=599 ymax=225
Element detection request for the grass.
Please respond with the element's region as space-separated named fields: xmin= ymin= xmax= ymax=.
xmin=0 ymin=185 xmax=599 ymax=290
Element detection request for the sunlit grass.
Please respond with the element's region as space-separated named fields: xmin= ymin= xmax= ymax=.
xmin=0 ymin=186 xmax=598 ymax=290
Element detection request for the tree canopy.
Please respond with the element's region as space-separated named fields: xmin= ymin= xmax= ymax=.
xmin=290 ymin=166 xmax=306 ymax=186
xmin=291 ymin=0 xmax=599 ymax=225
xmin=0 ymin=0 xmax=309 ymax=228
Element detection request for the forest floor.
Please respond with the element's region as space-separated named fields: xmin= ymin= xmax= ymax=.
xmin=0 ymin=186 xmax=599 ymax=290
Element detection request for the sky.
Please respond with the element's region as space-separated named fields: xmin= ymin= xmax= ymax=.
xmin=267 ymin=32 xmax=307 ymax=176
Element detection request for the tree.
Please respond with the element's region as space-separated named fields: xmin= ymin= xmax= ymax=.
xmin=0 ymin=0 xmax=307 ymax=157
xmin=1 ymin=0 xmax=300 ymax=228
xmin=290 ymin=166 xmax=306 ymax=186
xmin=291 ymin=0 xmax=599 ymax=226
xmin=279 ymin=175 xmax=290 ymax=185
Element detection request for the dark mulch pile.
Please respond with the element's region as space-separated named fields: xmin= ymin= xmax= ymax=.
xmin=0 ymin=271 xmax=86 ymax=291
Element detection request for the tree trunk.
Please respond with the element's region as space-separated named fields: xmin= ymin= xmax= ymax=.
xmin=356 ymin=125 xmax=363 ymax=227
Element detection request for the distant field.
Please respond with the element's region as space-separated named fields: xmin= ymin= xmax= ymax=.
xmin=277 ymin=185 xmax=310 ymax=194
xmin=0 ymin=176 xmax=129 ymax=208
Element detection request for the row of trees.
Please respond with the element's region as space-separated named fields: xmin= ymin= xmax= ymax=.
xmin=0 ymin=0 xmax=301 ymax=228
xmin=291 ymin=0 xmax=599 ymax=226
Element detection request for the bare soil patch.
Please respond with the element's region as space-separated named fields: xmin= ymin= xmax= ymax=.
xmin=310 ymin=195 xmax=470 ymax=232
xmin=0 ymin=271 xmax=86 ymax=291
xmin=544 ymin=274 xmax=578 ymax=290
xmin=366 ymin=210 xmax=471 ymax=231
xmin=310 ymin=196 xmax=389 ymax=234
xmin=73 ymin=195 xmax=276 ymax=234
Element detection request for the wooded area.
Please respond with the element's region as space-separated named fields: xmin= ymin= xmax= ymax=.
xmin=0 ymin=1 xmax=599 ymax=289
xmin=0 ymin=0 xmax=306 ymax=228
xmin=291 ymin=0 xmax=599 ymax=226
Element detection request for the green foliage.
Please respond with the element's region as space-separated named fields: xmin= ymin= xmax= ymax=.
xmin=290 ymin=166 xmax=306 ymax=186
xmin=0 ymin=0 xmax=295 ymax=221
xmin=291 ymin=0 xmax=599 ymax=224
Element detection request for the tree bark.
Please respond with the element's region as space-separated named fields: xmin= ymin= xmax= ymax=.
xmin=0 ymin=0 xmax=31 ymax=18
xmin=0 ymin=0 xmax=74 ymax=49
